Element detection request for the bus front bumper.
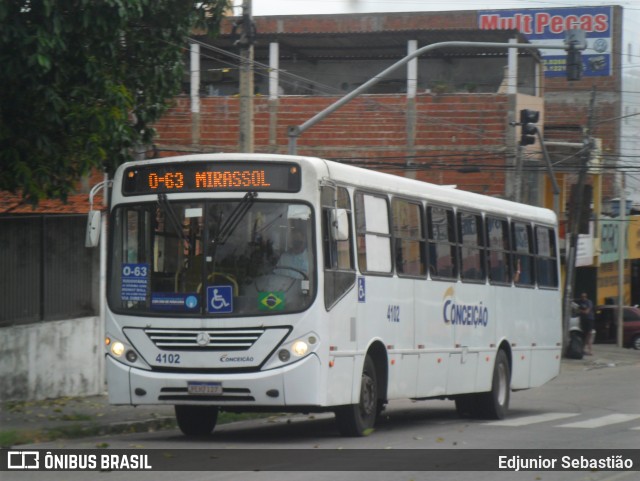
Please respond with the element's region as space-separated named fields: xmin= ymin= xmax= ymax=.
xmin=106 ymin=353 xmax=323 ymax=408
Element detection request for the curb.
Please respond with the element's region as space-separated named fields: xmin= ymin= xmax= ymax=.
xmin=1 ymin=417 xmax=177 ymax=448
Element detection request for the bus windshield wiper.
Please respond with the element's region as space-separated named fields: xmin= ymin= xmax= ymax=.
xmin=213 ymin=191 xmax=257 ymax=245
xmin=157 ymin=193 xmax=192 ymax=250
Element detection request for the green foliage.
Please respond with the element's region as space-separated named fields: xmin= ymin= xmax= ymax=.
xmin=0 ymin=0 xmax=228 ymax=204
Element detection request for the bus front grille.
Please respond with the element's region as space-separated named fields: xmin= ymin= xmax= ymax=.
xmin=145 ymin=328 xmax=264 ymax=351
xmin=158 ymin=386 xmax=255 ymax=402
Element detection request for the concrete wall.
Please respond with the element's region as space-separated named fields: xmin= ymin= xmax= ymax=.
xmin=0 ymin=316 xmax=104 ymax=402
xmin=211 ymin=56 xmax=538 ymax=98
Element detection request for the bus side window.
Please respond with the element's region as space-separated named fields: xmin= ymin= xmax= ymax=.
xmin=512 ymin=221 xmax=534 ymax=287
xmin=355 ymin=192 xmax=392 ymax=274
xmin=535 ymin=225 xmax=558 ymax=288
xmin=458 ymin=211 xmax=485 ymax=282
xmin=427 ymin=206 xmax=458 ymax=280
xmin=321 ymin=186 xmax=355 ymax=309
xmin=485 ymin=217 xmax=511 ymax=284
xmin=322 ymin=209 xmax=353 ymax=270
xmin=392 ymin=198 xmax=426 ymax=277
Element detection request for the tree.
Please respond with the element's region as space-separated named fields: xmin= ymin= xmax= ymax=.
xmin=0 ymin=0 xmax=229 ymax=204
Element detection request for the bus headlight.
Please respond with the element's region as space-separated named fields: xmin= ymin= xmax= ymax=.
xmin=266 ymin=332 xmax=319 ymax=369
xmin=291 ymin=340 xmax=308 ymax=357
xmin=105 ymin=335 xmax=147 ymax=368
xmin=111 ymin=341 xmax=126 ymax=357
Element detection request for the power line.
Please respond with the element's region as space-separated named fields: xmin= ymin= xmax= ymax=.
xmin=156 ymin=38 xmax=640 ymax=182
xmin=188 ymin=36 xmax=640 ymax=98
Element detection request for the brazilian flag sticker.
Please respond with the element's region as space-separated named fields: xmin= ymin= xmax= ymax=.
xmin=258 ymin=292 xmax=285 ymax=311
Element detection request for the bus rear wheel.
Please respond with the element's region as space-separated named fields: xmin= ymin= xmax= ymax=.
xmin=334 ymin=355 xmax=378 ymax=437
xmin=455 ymin=350 xmax=510 ymax=419
xmin=477 ymin=349 xmax=511 ymax=419
xmin=175 ymin=405 xmax=219 ymax=436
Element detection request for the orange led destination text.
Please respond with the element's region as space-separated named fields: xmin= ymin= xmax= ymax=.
xmin=148 ymin=172 xmax=184 ymax=189
xmin=194 ymin=170 xmax=271 ymax=189
xmin=147 ymin=169 xmax=271 ymax=190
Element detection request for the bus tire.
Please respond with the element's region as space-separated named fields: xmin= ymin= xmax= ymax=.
xmin=477 ymin=349 xmax=510 ymax=419
xmin=175 ymin=405 xmax=219 ymax=436
xmin=334 ymin=355 xmax=378 ymax=437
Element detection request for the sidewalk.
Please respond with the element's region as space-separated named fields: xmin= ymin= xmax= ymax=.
xmin=561 ymin=342 xmax=640 ymax=368
xmin=0 ymin=393 xmax=176 ymax=447
xmin=1 ymin=344 xmax=638 ymax=447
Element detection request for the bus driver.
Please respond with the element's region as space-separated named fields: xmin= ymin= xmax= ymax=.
xmin=275 ymin=229 xmax=308 ymax=279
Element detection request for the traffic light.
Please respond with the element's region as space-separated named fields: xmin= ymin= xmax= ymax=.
xmin=519 ymin=109 xmax=539 ymax=146
xmin=564 ymin=29 xmax=585 ymax=81
xmin=566 ymin=45 xmax=583 ymax=81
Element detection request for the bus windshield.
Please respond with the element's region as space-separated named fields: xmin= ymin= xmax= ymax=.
xmin=108 ymin=198 xmax=314 ymax=317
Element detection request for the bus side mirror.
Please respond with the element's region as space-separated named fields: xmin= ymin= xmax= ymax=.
xmin=85 ymin=210 xmax=102 ymax=247
xmin=331 ymin=209 xmax=349 ymax=241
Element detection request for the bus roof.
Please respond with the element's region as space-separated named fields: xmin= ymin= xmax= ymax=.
xmin=119 ymin=153 xmax=556 ymax=225
xmin=319 ymin=157 xmax=556 ymax=225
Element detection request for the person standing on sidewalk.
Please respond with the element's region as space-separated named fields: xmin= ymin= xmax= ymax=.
xmin=578 ymin=292 xmax=595 ymax=355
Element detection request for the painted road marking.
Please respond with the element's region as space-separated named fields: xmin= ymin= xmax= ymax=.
xmin=485 ymin=412 xmax=579 ymax=427
xmin=556 ymin=413 xmax=640 ymax=428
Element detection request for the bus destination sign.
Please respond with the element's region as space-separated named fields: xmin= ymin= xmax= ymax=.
xmin=122 ymin=161 xmax=301 ymax=195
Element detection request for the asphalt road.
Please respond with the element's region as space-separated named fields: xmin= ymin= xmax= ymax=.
xmin=4 ymin=348 xmax=640 ymax=481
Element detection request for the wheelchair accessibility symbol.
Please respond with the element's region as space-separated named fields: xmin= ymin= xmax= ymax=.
xmin=358 ymin=277 xmax=365 ymax=303
xmin=207 ymin=285 xmax=233 ymax=313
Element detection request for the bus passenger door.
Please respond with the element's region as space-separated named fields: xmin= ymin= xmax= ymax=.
xmin=321 ymin=187 xmax=358 ymax=406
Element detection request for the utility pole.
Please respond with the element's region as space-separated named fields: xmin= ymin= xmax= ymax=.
xmin=562 ymin=87 xmax=596 ymax=351
xmin=406 ymin=40 xmax=418 ymax=179
xmin=617 ymin=173 xmax=626 ymax=347
xmin=190 ymin=42 xmax=201 ymax=146
xmin=237 ymin=0 xmax=255 ymax=152
xmin=268 ymin=41 xmax=279 ymax=153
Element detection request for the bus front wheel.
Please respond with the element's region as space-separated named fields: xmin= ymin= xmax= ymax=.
xmin=334 ymin=355 xmax=378 ymax=437
xmin=175 ymin=405 xmax=219 ymax=436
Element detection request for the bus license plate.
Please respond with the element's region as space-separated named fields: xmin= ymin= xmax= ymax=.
xmin=187 ymin=381 xmax=222 ymax=395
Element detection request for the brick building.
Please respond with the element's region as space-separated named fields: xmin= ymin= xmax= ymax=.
xmin=152 ymin=6 xmax=638 ymax=306
xmin=155 ymin=11 xmax=550 ymax=200
xmin=153 ymin=7 xmax=631 ymax=207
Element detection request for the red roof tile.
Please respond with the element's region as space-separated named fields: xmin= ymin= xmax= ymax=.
xmin=0 ymin=171 xmax=107 ymax=215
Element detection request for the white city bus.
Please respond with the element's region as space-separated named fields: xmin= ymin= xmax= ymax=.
xmin=94 ymin=153 xmax=562 ymax=437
